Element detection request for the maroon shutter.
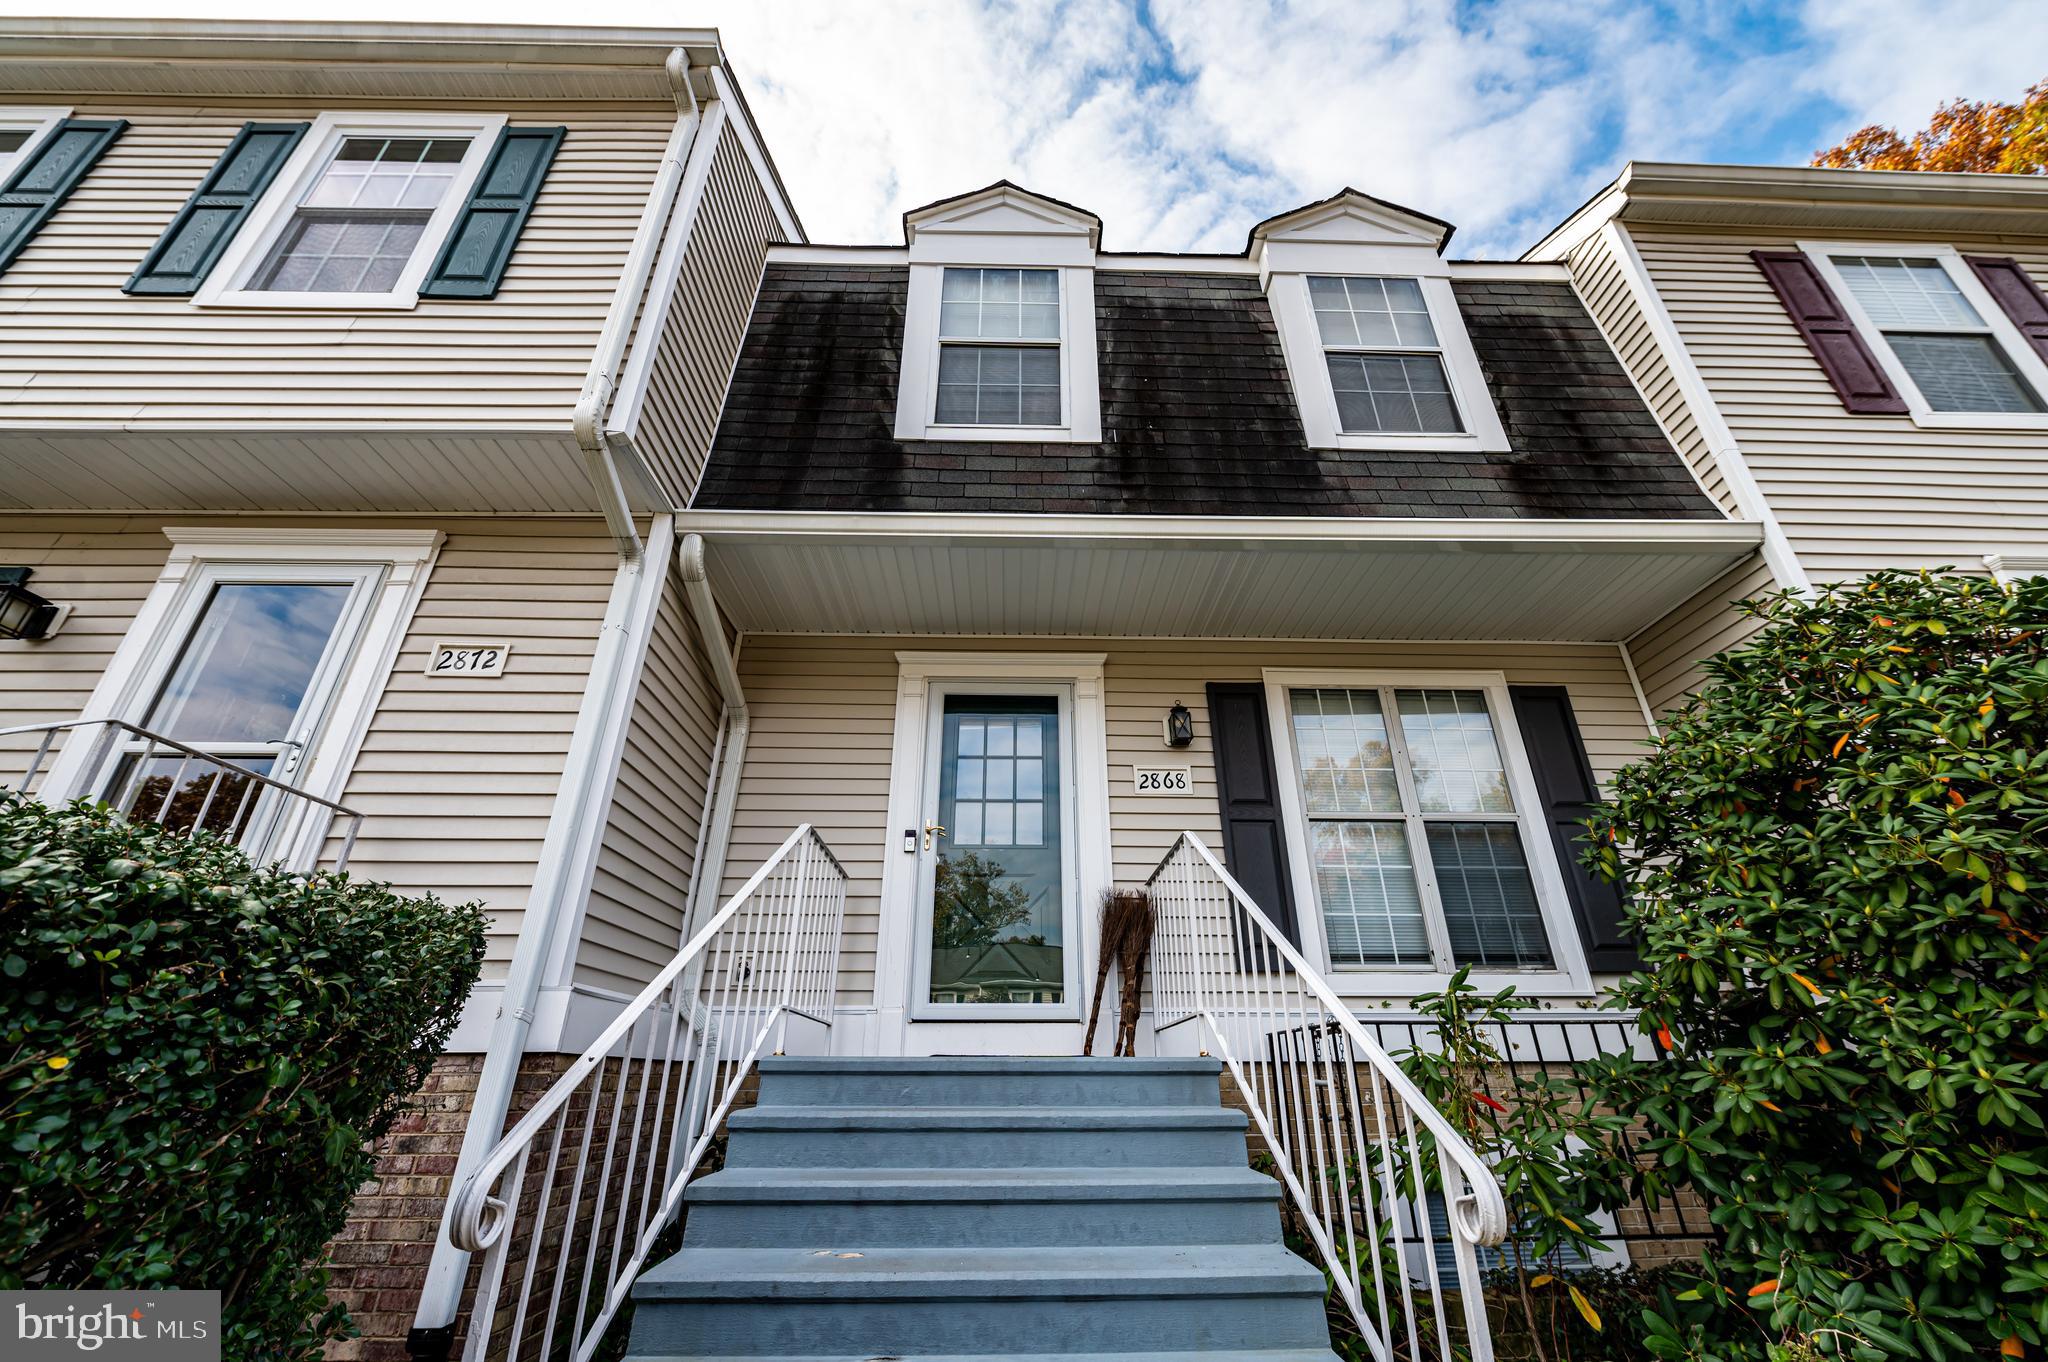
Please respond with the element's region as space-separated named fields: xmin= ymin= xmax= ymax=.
xmin=1750 ymin=250 xmax=1908 ymax=414
xmin=1964 ymin=255 xmax=2048 ymax=365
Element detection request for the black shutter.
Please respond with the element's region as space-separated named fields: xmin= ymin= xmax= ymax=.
xmin=1508 ymin=685 xmax=1638 ymax=972
xmin=0 ymin=118 xmax=126 ymax=275
xmin=1751 ymin=250 xmax=1908 ymax=415
xmin=124 ymin=122 xmax=308 ymax=295
xmin=1205 ymin=682 xmax=1302 ymax=949
xmin=419 ymin=126 xmax=564 ymax=299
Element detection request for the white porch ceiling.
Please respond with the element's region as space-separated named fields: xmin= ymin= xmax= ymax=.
xmin=686 ymin=511 xmax=1765 ymax=642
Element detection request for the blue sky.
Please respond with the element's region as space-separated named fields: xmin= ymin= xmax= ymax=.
xmin=12 ymin=0 xmax=2048 ymax=256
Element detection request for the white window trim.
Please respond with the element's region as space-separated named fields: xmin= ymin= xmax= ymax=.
xmin=41 ymin=528 xmax=443 ymax=870
xmin=1801 ymin=241 xmax=2048 ymax=432
xmin=0 ymin=106 xmax=72 ymax=182
xmin=894 ymin=264 xmax=1103 ymax=443
xmin=1261 ymin=667 xmax=1593 ymax=997
xmin=1267 ymin=269 xmax=1510 ymax=453
xmin=193 ymin=111 xmax=507 ymax=311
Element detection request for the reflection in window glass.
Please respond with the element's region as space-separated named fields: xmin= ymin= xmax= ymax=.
xmin=144 ymin=583 xmax=353 ymax=743
xmin=253 ymin=136 xmax=471 ymax=293
xmin=1830 ymin=255 xmax=2045 ymax=414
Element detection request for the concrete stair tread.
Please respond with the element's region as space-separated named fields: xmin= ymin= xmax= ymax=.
xmin=689 ymin=1166 xmax=1279 ymax=1201
xmin=758 ymin=1056 xmax=1224 ymax=1074
xmin=726 ymin=1106 xmax=1247 ymax=1130
xmin=623 ymin=1352 xmax=1343 ymax=1362
xmin=636 ymin=1244 xmax=1327 ymax=1300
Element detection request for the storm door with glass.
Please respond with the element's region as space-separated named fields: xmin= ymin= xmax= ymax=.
xmin=915 ymin=690 xmax=1078 ymax=1015
xmin=103 ymin=564 xmax=382 ymax=852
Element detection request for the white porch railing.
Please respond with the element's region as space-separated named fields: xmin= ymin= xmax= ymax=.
xmin=444 ymin=824 xmax=847 ymax=1362
xmin=1148 ymin=833 xmax=1510 ymax=1362
xmin=0 ymin=718 xmax=364 ymax=869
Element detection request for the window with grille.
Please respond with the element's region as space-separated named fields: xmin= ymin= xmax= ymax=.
xmin=1308 ymin=276 xmax=1465 ymax=435
xmin=1829 ymin=254 xmax=2044 ymax=414
xmin=1285 ymin=686 xmax=1552 ymax=969
xmin=252 ymin=136 xmax=472 ymax=295
xmin=934 ymin=267 xmax=1063 ymax=426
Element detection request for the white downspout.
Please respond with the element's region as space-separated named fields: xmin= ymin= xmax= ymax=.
xmin=408 ymin=49 xmax=705 ymax=1359
xmin=677 ymin=532 xmax=748 ymax=939
xmin=572 ymin=47 xmax=703 ymax=563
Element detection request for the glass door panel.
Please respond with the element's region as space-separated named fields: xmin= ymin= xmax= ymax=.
xmin=928 ymin=695 xmax=1066 ymax=1005
xmin=109 ymin=581 xmax=356 ymax=841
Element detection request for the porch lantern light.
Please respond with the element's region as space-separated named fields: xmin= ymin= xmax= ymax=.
xmin=1164 ymin=701 xmax=1195 ymax=748
xmin=0 ymin=568 xmax=62 ymax=641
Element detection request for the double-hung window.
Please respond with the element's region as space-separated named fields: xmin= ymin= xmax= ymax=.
xmin=1830 ymin=254 xmax=2043 ymax=414
xmin=197 ymin=112 xmax=503 ymax=308
xmin=1283 ymin=685 xmax=1554 ymax=972
xmin=935 ymin=267 xmax=1063 ymax=427
xmin=1309 ymin=275 xmax=1464 ymax=435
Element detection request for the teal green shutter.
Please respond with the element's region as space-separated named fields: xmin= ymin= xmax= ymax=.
xmin=0 ymin=118 xmax=127 ymax=274
xmin=124 ymin=122 xmax=308 ymax=295
xmin=420 ymin=126 xmax=564 ymax=299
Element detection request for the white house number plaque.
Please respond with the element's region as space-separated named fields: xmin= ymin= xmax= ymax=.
xmin=426 ymin=640 xmax=511 ymax=678
xmin=1133 ymin=765 xmax=1193 ymax=795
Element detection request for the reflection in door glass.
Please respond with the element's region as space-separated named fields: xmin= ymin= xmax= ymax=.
xmin=930 ymin=696 xmax=1064 ymax=1004
xmin=145 ymin=583 xmax=353 ymax=742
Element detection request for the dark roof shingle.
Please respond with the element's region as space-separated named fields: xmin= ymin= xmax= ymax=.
xmin=693 ymin=265 xmax=1720 ymax=519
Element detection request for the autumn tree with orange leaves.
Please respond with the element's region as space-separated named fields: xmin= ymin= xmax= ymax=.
xmin=1815 ymin=80 xmax=2048 ymax=174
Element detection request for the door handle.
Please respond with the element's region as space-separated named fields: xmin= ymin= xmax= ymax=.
xmin=923 ymin=822 xmax=947 ymax=852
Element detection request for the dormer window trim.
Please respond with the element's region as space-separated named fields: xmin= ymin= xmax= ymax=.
xmin=1255 ymin=192 xmax=1510 ymax=454
xmin=893 ymin=183 xmax=1103 ymax=444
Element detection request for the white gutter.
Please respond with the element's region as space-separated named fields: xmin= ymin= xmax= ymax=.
xmin=676 ymin=532 xmax=748 ymax=938
xmin=572 ymin=46 xmax=702 ymax=561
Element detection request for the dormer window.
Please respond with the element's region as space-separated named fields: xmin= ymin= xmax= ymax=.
xmin=935 ymin=267 xmax=1062 ymax=426
xmin=894 ymin=183 xmax=1102 ymax=444
xmin=1253 ymin=189 xmax=1509 ymax=454
xmin=1310 ymin=276 xmax=1464 ymax=434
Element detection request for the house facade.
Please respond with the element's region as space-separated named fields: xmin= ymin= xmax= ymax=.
xmin=1526 ymin=163 xmax=2048 ymax=713
xmin=0 ymin=19 xmax=799 ymax=1356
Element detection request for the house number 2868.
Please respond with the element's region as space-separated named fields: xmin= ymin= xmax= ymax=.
xmin=1134 ymin=766 xmax=1192 ymax=794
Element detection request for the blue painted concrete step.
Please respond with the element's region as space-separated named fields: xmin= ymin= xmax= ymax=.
xmin=626 ymin=1056 xmax=1337 ymax=1362
xmin=683 ymin=1166 xmax=1283 ymax=1247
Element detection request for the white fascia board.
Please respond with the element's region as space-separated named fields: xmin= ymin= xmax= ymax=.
xmin=769 ymin=244 xmax=910 ymax=265
xmin=1447 ymin=260 xmax=1572 ymax=282
xmin=707 ymin=65 xmax=804 ymax=243
xmin=676 ymin=507 xmax=1764 ymax=553
xmin=0 ymin=18 xmax=723 ymax=67
xmin=1097 ymin=253 xmax=1257 ymax=274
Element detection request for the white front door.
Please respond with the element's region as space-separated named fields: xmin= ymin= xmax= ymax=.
xmin=911 ymin=683 xmax=1082 ymax=1020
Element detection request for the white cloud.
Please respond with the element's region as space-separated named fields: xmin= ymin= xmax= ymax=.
xmin=0 ymin=0 xmax=2040 ymax=255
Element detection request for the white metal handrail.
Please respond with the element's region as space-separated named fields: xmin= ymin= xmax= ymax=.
xmin=0 ymin=718 xmax=364 ymax=870
xmin=1148 ymin=833 xmax=1510 ymax=1362
xmin=445 ymin=824 xmax=847 ymax=1362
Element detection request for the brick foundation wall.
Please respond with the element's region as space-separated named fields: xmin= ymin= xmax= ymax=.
xmin=325 ymin=1053 xmax=578 ymax=1362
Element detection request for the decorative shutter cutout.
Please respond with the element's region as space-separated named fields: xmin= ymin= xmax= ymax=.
xmin=0 ymin=118 xmax=126 ymax=275
xmin=420 ymin=126 xmax=564 ymax=299
xmin=1964 ymin=255 xmax=2048 ymax=365
xmin=1751 ymin=249 xmax=1908 ymax=414
xmin=124 ymin=122 xmax=308 ymax=296
xmin=1507 ymin=685 xmax=1638 ymax=972
xmin=1205 ymin=682 xmax=1303 ymax=951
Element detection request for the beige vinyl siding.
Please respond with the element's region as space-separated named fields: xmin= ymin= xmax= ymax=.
xmin=1625 ymin=553 xmax=1776 ymax=718
xmin=0 ymin=512 xmax=611 ymax=977
xmin=0 ymin=97 xmax=675 ymax=428
xmin=1566 ymin=228 xmax=1736 ymax=515
xmin=721 ymin=636 xmax=1652 ymax=1006
xmin=574 ymin=568 xmax=723 ymax=994
xmin=636 ymin=122 xmax=781 ymax=506
xmin=0 ymin=515 xmax=171 ymax=775
xmin=1630 ymin=225 xmax=2048 ymax=579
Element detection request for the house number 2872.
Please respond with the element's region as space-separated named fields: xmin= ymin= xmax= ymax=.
xmin=426 ymin=640 xmax=511 ymax=678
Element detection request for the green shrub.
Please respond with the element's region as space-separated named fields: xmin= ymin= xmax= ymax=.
xmin=1 ymin=797 xmax=484 ymax=1361
xmin=1585 ymin=570 xmax=2048 ymax=1361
